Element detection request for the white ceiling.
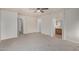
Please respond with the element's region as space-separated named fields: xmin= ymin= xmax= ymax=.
xmin=1 ymin=8 xmax=64 ymax=17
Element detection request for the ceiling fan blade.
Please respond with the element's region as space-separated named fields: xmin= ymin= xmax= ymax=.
xmin=41 ymin=8 xmax=48 ymax=10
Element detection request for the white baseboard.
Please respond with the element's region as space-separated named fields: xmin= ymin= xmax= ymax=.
xmin=66 ymin=38 xmax=79 ymax=43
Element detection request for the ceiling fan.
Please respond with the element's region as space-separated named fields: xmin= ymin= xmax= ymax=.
xmin=34 ymin=8 xmax=49 ymax=13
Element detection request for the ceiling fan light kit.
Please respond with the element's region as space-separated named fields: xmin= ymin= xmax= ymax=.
xmin=35 ymin=8 xmax=49 ymax=13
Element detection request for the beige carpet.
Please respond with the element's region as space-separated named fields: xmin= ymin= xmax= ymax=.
xmin=0 ymin=32 xmax=79 ymax=51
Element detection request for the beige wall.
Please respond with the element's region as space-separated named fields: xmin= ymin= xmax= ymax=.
xmin=64 ymin=8 xmax=79 ymax=43
xmin=19 ymin=14 xmax=54 ymax=36
xmin=0 ymin=10 xmax=1 ymax=40
xmin=19 ymin=15 xmax=38 ymax=34
xmin=0 ymin=10 xmax=17 ymax=40
xmin=40 ymin=15 xmax=54 ymax=36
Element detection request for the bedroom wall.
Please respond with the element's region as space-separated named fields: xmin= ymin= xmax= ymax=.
xmin=19 ymin=15 xmax=38 ymax=34
xmin=0 ymin=11 xmax=1 ymax=40
xmin=64 ymin=8 xmax=79 ymax=43
xmin=24 ymin=16 xmax=37 ymax=34
xmin=0 ymin=10 xmax=17 ymax=40
xmin=40 ymin=12 xmax=64 ymax=37
xmin=40 ymin=15 xmax=55 ymax=36
xmin=21 ymin=13 xmax=63 ymax=37
xmin=19 ymin=14 xmax=55 ymax=37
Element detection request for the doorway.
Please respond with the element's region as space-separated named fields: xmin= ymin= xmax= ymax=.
xmin=54 ymin=19 xmax=64 ymax=39
xmin=17 ymin=17 xmax=23 ymax=36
